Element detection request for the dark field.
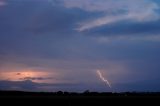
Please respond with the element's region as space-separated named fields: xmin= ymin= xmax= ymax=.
xmin=0 ymin=91 xmax=160 ymax=105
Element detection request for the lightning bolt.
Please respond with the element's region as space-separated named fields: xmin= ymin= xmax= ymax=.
xmin=97 ymin=70 xmax=112 ymax=88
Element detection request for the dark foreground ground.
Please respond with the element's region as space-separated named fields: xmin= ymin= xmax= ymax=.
xmin=0 ymin=91 xmax=160 ymax=105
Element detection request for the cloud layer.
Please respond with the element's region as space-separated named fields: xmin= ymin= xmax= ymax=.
xmin=0 ymin=0 xmax=160 ymax=92
xmin=62 ymin=0 xmax=160 ymax=31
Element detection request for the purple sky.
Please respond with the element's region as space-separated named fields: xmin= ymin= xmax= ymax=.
xmin=0 ymin=0 xmax=160 ymax=92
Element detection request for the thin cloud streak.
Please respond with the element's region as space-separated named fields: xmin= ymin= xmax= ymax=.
xmin=62 ymin=0 xmax=159 ymax=31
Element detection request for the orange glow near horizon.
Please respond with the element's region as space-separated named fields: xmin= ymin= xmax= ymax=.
xmin=0 ymin=69 xmax=58 ymax=83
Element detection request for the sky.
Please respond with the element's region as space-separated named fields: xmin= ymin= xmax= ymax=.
xmin=0 ymin=0 xmax=160 ymax=92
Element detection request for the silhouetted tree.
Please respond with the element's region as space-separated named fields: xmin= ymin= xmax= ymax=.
xmin=56 ymin=91 xmax=63 ymax=95
xmin=83 ymin=90 xmax=90 ymax=94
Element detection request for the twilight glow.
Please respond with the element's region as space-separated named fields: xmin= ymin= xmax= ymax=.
xmin=0 ymin=71 xmax=54 ymax=83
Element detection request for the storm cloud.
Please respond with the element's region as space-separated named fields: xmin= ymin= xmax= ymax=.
xmin=0 ymin=0 xmax=160 ymax=92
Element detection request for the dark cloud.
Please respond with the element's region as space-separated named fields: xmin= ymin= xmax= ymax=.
xmin=0 ymin=80 xmax=38 ymax=91
xmin=0 ymin=80 xmax=78 ymax=91
xmin=82 ymin=20 xmax=160 ymax=37
xmin=0 ymin=0 xmax=96 ymax=60
xmin=19 ymin=77 xmax=53 ymax=81
xmin=16 ymin=73 xmax=21 ymax=75
xmin=1 ymin=79 xmax=160 ymax=92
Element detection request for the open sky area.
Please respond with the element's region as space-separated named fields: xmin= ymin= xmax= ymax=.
xmin=0 ymin=0 xmax=160 ymax=92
